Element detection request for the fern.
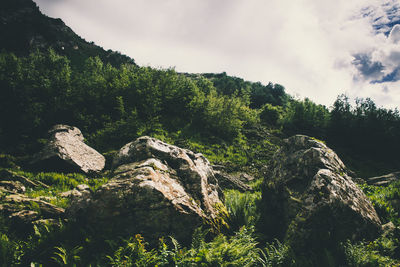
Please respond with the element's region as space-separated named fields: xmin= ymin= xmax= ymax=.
xmin=51 ymin=245 xmax=82 ymax=266
xmin=224 ymin=189 xmax=261 ymax=231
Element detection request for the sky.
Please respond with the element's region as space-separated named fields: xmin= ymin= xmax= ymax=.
xmin=33 ymin=0 xmax=400 ymax=109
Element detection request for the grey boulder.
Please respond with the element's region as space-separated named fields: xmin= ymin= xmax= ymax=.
xmin=31 ymin=125 xmax=105 ymax=174
xmin=67 ymin=136 xmax=226 ymax=244
xmin=262 ymin=135 xmax=381 ymax=251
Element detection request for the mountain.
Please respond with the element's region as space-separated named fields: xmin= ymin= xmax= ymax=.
xmin=1 ymin=1 xmax=400 ymax=265
xmin=0 ymin=0 xmax=135 ymax=67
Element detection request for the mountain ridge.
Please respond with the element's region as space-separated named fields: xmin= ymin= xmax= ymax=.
xmin=1 ymin=0 xmax=135 ymax=67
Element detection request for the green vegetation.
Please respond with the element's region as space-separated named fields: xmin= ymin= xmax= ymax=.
xmin=1 ymin=0 xmax=134 ymax=68
xmin=1 ymin=48 xmax=399 ymax=177
xmin=107 ymin=227 xmax=264 ymax=267
xmin=224 ymin=190 xmax=261 ymax=232
xmin=361 ymin=180 xmax=400 ymax=225
xmin=1 ymin=4 xmax=400 ymax=263
xmin=0 ymin=50 xmax=258 ymax=157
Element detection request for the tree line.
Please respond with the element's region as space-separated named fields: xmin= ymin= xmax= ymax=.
xmin=0 ymin=49 xmax=399 ymax=175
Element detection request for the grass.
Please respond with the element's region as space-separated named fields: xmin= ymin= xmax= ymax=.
xmin=1 ymin=169 xmax=109 ymax=209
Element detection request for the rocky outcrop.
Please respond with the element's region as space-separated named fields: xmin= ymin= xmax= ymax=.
xmin=0 ymin=191 xmax=64 ymax=230
xmin=366 ymin=171 xmax=400 ymax=186
xmin=0 ymin=168 xmax=64 ymax=232
xmin=30 ymin=125 xmax=105 ymax=174
xmin=213 ymin=170 xmax=253 ymax=192
xmin=0 ymin=180 xmax=26 ymax=193
xmin=261 ymin=135 xmax=381 ymax=252
xmin=0 ymin=169 xmax=49 ymax=189
xmin=67 ymin=136 xmax=226 ymax=244
xmin=59 ymin=184 xmax=92 ymax=198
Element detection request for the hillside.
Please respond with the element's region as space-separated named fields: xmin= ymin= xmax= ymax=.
xmin=1 ymin=0 xmax=400 ymax=266
xmin=0 ymin=0 xmax=134 ymax=67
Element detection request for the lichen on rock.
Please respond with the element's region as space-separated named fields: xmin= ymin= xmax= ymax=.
xmin=67 ymin=136 xmax=226 ymax=244
xmin=30 ymin=124 xmax=105 ymax=174
xmin=261 ymin=135 xmax=381 ymax=253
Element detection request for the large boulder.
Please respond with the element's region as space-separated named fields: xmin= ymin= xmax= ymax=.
xmin=261 ymin=135 xmax=381 ymax=253
xmin=67 ymin=136 xmax=226 ymax=244
xmin=30 ymin=125 xmax=105 ymax=174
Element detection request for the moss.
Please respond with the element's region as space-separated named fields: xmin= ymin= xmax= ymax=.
xmin=310 ymin=136 xmax=326 ymax=144
xmin=210 ymin=202 xmax=230 ymax=233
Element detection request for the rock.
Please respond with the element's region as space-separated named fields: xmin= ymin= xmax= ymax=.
xmin=76 ymin=184 xmax=90 ymax=191
xmin=30 ymin=125 xmax=105 ymax=174
xmin=238 ymin=173 xmax=255 ymax=182
xmin=67 ymin=136 xmax=226 ymax=244
xmin=60 ymin=184 xmax=92 ymax=198
xmin=9 ymin=210 xmax=39 ymax=224
xmin=214 ymin=170 xmax=253 ymax=192
xmin=4 ymin=194 xmax=64 ymax=218
xmin=382 ymin=221 xmax=396 ymax=233
xmin=0 ymin=169 xmax=49 ymax=188
xmin=366 ymin=171 xmax=400 ymax=186
xmin=261 ymin=135 xmax=381 ymax=253
xmin=0 ymin=192 xmax=64 ymax=232
xmin=0 ymin=180 xmax=25 ymax=193
xmin=211 ymin=165 xmax=226 ymax=171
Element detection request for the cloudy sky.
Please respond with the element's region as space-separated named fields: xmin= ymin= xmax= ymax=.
xmin=33 ymin=0 xmax=400 ymax=109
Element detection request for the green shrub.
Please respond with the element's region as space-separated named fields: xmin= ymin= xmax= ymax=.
xmin=260 ymin=104 xmax=283 ymax=127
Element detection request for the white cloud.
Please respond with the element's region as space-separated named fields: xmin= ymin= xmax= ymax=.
xmin=33 ymin=0 xmax=400 ymax=109
xmin=389 ymin=24 xmax=400 ymax=43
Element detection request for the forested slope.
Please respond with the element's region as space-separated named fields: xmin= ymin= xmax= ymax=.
xmin=1 ymin=0 xmax=400 ymax=266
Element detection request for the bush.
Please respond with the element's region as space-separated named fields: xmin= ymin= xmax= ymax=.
xmin=260 ymin=104 xmax=282 ymax=127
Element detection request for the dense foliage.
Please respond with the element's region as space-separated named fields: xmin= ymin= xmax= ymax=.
xmin=1 ymin=48 xmax=399 ymax=177
xmin=278 ymin=96 xmax=400 ymax=177
xmin=2 ymin=169 xmax=400 ymax=266
xmin=1 ymin=29 xmax=400 ymax=266
xmin=0 ymin=49 xmax=260 ymax=155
